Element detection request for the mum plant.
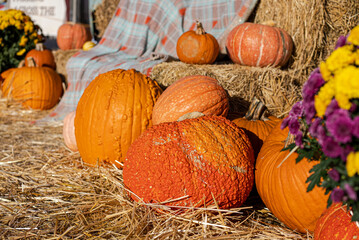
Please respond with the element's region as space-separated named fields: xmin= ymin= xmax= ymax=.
xmin=282 ymin=25 xmax=359 ymax=221
xmin=0 ymin=9 xmax=43 ymax=73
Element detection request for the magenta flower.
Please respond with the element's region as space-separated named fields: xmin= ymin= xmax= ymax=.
xmin=304 ymin=103 xmax=316 ymax=124
xmin=335 ymin=35 xmax=348 ymax=49
xmin=289 ymin=101 xmax=303 ymax=118
xmin=321 ymin=136 xmax=342 ymax=158
xmin=309 ymin=118 xmax=322 ymax=138
xmin=315 ymin=125 xmax=327 ymax=145
xmin=352 ymin=116 xmax=359 ymax=138
xmin=331 ymin=188 xmax=345 ymax=202
xmin=344 ymin=183 xmax=358 ymax=201
xmin=325 ymin=99 xmax=339 ymax=117
xmin=328 ymin=168 xmax=340 ymax=181
xmin=295 ymin=131 xmax=304 ymax=148
xmin=280 ymin=117 xmax=290 ymax=130
xmin=326 ymin=109 xmax=353 ymax=143
xmin=341 ymin=145 xmax=354 ymax=162
xmin=288 ymin=117 xmax=301 ymax=135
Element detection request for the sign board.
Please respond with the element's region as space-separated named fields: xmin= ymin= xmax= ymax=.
xmin=8 ymin=0 xmax=67 ymax=37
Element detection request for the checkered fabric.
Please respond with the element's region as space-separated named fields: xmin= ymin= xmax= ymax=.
xmin=41 ymin=0 xmax=258 ymax=122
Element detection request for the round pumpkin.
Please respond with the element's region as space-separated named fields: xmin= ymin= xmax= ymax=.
xmin=255 ymin=120 xmax=328 ymax=233
xmin=63 ymin=111 xmax=78 ymax=152
xmin=176 ymin=21 xmax=219 ymax=64
xmin=74 ymin=68 xmax=163 ymax=168
xmin=25 ymin=43 xmax=56 ymax=70
xmin=231 ymin=98 xmax=280 ymax=159
xmin=152 ymin=75 xmax=229 ymax=125
xmin=57 ymin=22 xmax=92 ymax=50
xmin=1 ymin=58 xmax=63 ymax=110
xmin=314 ymin=203 xmax=359 ymax=239
xmin=123 ymin=115 xmax=255 ymax=210
xmin=226 ymin=22 xmax=293 ymax=67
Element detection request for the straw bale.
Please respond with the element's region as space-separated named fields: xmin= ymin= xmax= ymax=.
xmin=93 ymin=0 xmax=121 ymax=39
xmin=0 ymin=99 xmax=311 ymax=239
xmin=52 ymin=49 xmax=79 ymax=84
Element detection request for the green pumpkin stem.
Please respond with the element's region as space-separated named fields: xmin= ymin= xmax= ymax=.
xmin=245 ymin=97 xmax=270 ymax=121
xmin=195 ymin=21 xmax=206 ymax=35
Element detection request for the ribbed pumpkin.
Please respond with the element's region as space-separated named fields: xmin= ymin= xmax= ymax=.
xmin=226 ymin=22 xmax=293 ymax=67
xmin=152 ymin=75 xmax=229 ymax=125
xmin=74 ymin=68 xmax=162 ymax=168
xmin=176 ymin=21 xmax=219 ymax=64
xmin=1 ymin=58 xmax=63 ymax=110
xmin=25 ymin=43 xmax=56 ymax=70
xmin=63 ymin=111 xmax=78 ymax=152
xmin=123 ymin=114 xmax=254 ymax=209
xmin=255 ymin=120 xmax=328 ymax=233
xmin=57 ymin=22 xmax=92 ymax=50
xmin=231 ymin=98 xmax=280 ymax=159
xmin=314 ymin=203 xmax=359 ymax=239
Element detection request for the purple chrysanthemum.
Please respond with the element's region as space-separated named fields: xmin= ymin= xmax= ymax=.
xmin=344 ymin=183 xmax=358 ymax=201
xmin=328 ymin=168 xmax=340 ymax=181
xmin=304 ymin=103 xmax=316 ymax=125
xmin=325 ymin=99 xmax=339 ymax=117
xmin=280 ymin=117 xmax=290 ymax=130
xmin=316 ymin=125 xmax=327 ymax=145
xmin=295 ymin=131 xmax=304 ymax=148
xmin=289 ymin=101 xmax=303 ymax=118
xmin=326 ymin=109 xmax=353 ymax=143
xmin=341 ymin=145 xmax=354 ymax=162
xmin=352 ymin=116 xmax=359 ymax=138
xmin=321 ymin=136 xmax=342 ymax=158
xmin=335 ymin=35 xmax=348 ymax=49
xmin=331 ymin=188 xmax=345 ymax=202
xmin=288 ymin=117 xmax=301 ymax=135
xmin=309 ymin=118 xmax=322 ymax=138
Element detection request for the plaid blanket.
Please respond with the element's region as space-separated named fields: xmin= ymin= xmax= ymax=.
xmin=42 ymin=0 xmax=258 ymax=122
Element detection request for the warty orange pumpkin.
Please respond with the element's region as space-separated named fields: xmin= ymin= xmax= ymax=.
xmin=25 ymin=43 xmax=56 ymax=70
xmin=176 ymin=21 xmax=219 ymax=64
xmin=152 ymin=75 xmax=229 ymax=125
xmin=255 ymin=120 xmax=328 ymax=233
xmin=123 ymin=114 xmax=255 ymax=210
xmin=57 ymin=22 xmax=92 ymax=50
xmin=1 ymin=58 xmax=63 ymax=110
xmin=63 ymin=111 xmax=78 ymax=152
xmin=314 ymin=203 xmax=359 ymax=239
xmin=74 ymin=68 xmax=162 ymax=168
xmin=226 ymin=22 xmax=293 ymax=68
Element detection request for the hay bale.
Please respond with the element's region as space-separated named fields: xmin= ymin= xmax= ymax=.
xmin=93 ymin=0 xmax=121 ymax=39
xmin=150 ymin=62 xmax=302 ymax=118
xmin=53 ymin=49 xmax=79 ymax=83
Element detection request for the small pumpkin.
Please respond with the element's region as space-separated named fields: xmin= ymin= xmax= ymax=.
xmin=314 ymin=203 xmax=359 ymax=239
xmin=226 ymin=22 xmax=293 ymax=67
xmin=231 ymin=98 xmax=280 ymax=159
xmin=176 ymin=21 xmax=219 ymax=64
xmin=25 ymin=43 xmax=56 ymax=70
xmin=123 ymin=114 xmax=255 ymax=210
xmin=1 ymin=58 xmax=63 ymax=110
xmin=152 ymin=75 xmax=229 ymax=125
xmin=74 ymin=68 xmax=162 ymax=168
xmin=63 ymin=111 xmax=78 ymax=152
xmin=82 ymin=41 xmax=96 ymax=51
xmin=255 ymin=120 xmax=328 ymax=233
xmin=57 ymin=22 xmax=92 ymax=50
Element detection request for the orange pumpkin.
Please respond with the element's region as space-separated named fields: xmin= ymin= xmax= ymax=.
xmin=314 ymin=203 xmax=359 ymax=239
xmin=74 ymin=68 xmax=162 ymax=168
xmin=231 ymin=98 xmax=280 ymax=159
xmin=57 ymin=22 xmax=92 ymax=50
xmin=25 ymin=43 xmax=56 ymax=70
xmin=123 ymin=115 xmax=254 ymax=210
xmin=176 ymin=21 xmax=219 ymax=64
xmin=255 ymin=120 xmax=328 ymax=233
xmin=63 ymin=111 xmax=78 ymax=152
xmin=152 ymin=75 xmax=229 ymax=125
xmin=226 ymin=22 xmax=293 ymax=67
xmin=1 ymin=58 xmax=63 ymax=110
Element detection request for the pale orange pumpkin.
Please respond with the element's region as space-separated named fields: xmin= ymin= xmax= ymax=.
xmin=176 ymin=21 xmax=219 ymax=64
xmin=74 ymin=68 xmax=162 ymax=168
xmin=63 ymin=111 xmax=78 ymax=152
xmin=226 ymin=22 xmax=293 ymax=67
xmin=1 ymin=58 xmax=63 ymax=110
xmin=255 ymin=120 xmax=328 ymax=233
xmin=25 ymin=43 xmax=56 ymax=70
xmin=152 ymin=75 xmax=229 ymax=125
xmin=57 ymin=22 xmax=92 ymax=50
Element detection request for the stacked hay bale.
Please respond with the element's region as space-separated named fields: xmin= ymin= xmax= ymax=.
xmin=151 ymin=0 xmax=359 ymax=117
xmin=93 ymin=0 xmax=121 ymax=39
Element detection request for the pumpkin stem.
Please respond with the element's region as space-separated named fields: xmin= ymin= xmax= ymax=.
xmin=26 ymin=57 xmax=37 ymax=67
xmin=35 ymin=43 xmax=45 ymax=51
xmin=195 ymin=21 xmax=206 ymax=35
xmin=245 ymin=97 xmax=270 ymax=121
xmin=177 ymin=112 xmax=205 ymax=121
xmin=17 ymin=60 xmax=25 ymax=68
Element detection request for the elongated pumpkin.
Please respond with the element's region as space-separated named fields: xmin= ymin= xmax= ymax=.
xmin=255 ymin=120 xmax=328 ymax=233
xmin=74 ymin=68 xmax=162 ymax=168
xmin=152 ymin=75 xmax=229 ymax=125
xmin=123 ymin=115 xmax=254 ymax=210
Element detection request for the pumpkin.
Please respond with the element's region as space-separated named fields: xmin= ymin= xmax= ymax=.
xmin=25 ymin=43 xmax=56 ymax=70
xmin=1 ymin=58 xmax=63 ymax=110
xmin=57 ymin=22 xmax=92 ymax=50
xmin=63 ymin=111 xmax=78 ymax=152
xmin=152 ymin=75 xmax=229 ymax=125
xmin=123 ymin=114 xmax=255 ymax=210
xmin=231 ymin=98 xmax=280 ymax=159
xmin=82 ymin=41 xmax=96 ymax=51
xmin=176 ymin=21 xmax=219 ymax=64
xmin=74 ymin=68 xmax=162 ymax=168
xmin=226 ymin=22 xmax=293 ymax=67
xmin=255 ymin=120 xmax=328 ymax=233
xmin=314 ymin=203 xmax=359 ymax=239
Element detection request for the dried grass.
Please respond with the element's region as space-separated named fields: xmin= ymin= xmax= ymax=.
xmin=52 ymin=49 xmax=79 ymax=85
xmin=93 ymin=0 xmax=121 ymax=39
xmin=0 ymin=99 xmax=311 ymax=239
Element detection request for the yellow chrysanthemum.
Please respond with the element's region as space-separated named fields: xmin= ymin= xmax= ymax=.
xmin=348 ymin=25 xmax=359 ymax=46
xmin=335 ymin=65 xmax=359 ymax=100
xmin=19 ymin=35 xmax=28 ymax=47
xmin=16 ymin=48 xmax=26 ymax=56
xmin=347 ymin=152 xmax=359 ymax=177
xmin=325 ymin=45 xmax=355 ymax=73
xmin=319 ymin=61 xmax=332 ymax=81
xmin=315 ymin=80 xmax=335 ymax=116
xmin=0 ymin=38 xmax=2 ymax=45
xmin=24 ymin=21 xmax=34 ymax=33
